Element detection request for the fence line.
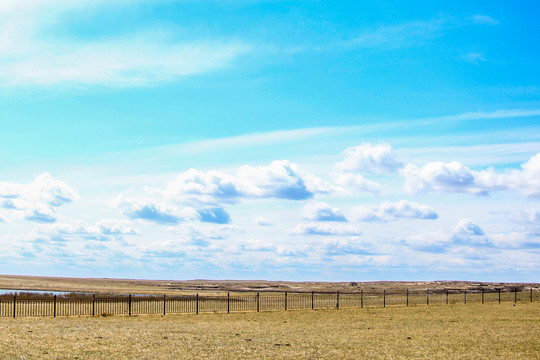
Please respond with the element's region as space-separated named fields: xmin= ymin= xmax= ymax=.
xmin=0 ymin=288 xmax=537 ymax=318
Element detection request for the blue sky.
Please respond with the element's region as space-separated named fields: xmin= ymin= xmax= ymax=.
xmin=1 ymin=0 xmax=539 ymax=282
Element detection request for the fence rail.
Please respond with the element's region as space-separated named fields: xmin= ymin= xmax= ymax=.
xmin=0 ymin=288 xmax=538 ymax=318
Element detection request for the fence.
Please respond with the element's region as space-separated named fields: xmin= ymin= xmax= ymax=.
xmin=0 ymin=288 xmax=538 ymax=318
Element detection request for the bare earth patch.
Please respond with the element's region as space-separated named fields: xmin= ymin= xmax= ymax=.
xmin=0 ymin=303 xmax=538 ymax=359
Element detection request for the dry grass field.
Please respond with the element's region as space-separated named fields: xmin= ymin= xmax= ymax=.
xmin=0 ymin=302 xmax=538 ymax=359
xmin=0 ymin=274 xmax=537 ymax=295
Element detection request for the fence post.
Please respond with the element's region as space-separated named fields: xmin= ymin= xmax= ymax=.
xmin=498 ymin=289 xmax=501 ymax=304
xmin=128 ymin=294 xmax=132 ymax=316
xmin=482 ymin=289 xmax=484 ymax=304
xmin=92 ymin=294 xmax=95 ymax=316
xmin=531 ymin=288 xmax=533 ymax=303
xmin=361 ymin=290 xmax=363 ymax=308
xmin=196 ymin=293 xmax=199 ymax=314
xmin=464 ymin=290 xmax=467 ymax=305
xmin=514 ymin=289 xmax=517 ymax=304
xmin=426 ymin=289 xmax=429 ymax=306
xmin=13 ymin=295 xmax=16 ymax=318
xmin=257 ymin=292 xmax=260 ymax=312
xmin=227 ymin=292 xmax=230 ymax=314
xmin=311 ymin=291 xmax=314 ymax=310
xmin=446 ymin=289 xmax=448 ymax=305
xmin=383 ymin=290 xmax=386 ymax=307
xmin=336 ymin=291 xmax=339 ymax=309
xmin=54 ymin=295 xmax=57 ymax=318
xmin=285 ymin=292 xmax=287 ymax=311
xmin=406 ymin=289 xmax=409 ymax=307
xmin=163 ymin=294 xmax=166 ymax=316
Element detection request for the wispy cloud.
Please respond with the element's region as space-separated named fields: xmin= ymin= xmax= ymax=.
xmin=463 ymin=52 xmax=486 ymax=64
xmin=349 ymin=18 xmax=448 ymax=49
xmin=0 ymin=1 xmax=249 ymax=87
xmin=469 ymin=15 xmax=499 ymax=26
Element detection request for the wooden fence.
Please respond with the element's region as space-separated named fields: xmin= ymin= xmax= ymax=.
xmin=0 ymin=288 xmax=538 ymax=318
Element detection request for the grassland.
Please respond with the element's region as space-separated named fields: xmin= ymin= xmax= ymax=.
xmin=0 ymin=302 xmax=538 ymax=359
xmin=0 ymin=274 xmax=537 ymax=295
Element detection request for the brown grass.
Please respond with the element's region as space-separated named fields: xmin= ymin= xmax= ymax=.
xmin=0 ymin=274 xmax=538 ymax=295
xmin=0 ymin=302 xmax=538 ymax=359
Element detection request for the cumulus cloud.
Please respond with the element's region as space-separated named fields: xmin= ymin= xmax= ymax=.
xmin=31 ymin=219 xmax=139 ymax=242
xmin=302 ymin=202 xmax=347 ymax=222
xmin=353 ymin=200 xmax=438 ymax=222
xmin=335 ymin=143 xmax=402 ymax=174
xmin=24 ymin=207 xmax=56 ymax=224
xmin=0 ymin=173 xmax=77 ymax=223
xmin=453 ymin=218 xmax=484 ymax=236
xmin=322 ymin=238 xmax=374 ymax=256
xmin=490 ymin=232 xmax=540 ymax=249
xmin=292 ymin=223 xmax=362 ymax=236
xmin=331 ymin=173 xmax=382 ymax=193
xmin=509 ymin=209 xmax=540 ymax=236
xmin=236 ymin=160 xmax=314 ymax=199
xmin=197 ymin=207 xmax=231 ymax=224
xmin=165 ymin=160 xmax=334 ymax=204
xmin=403 ymin=219 xmax=491 ymax=252
xmin=165 ymin=169 xmax=240 ymax=204
xmin=254 ymin=217 xmax=273 ymax=226
xmin=112 ymin=196 xmax=183 ymax=225
xmin=402 ymin=153 xmax=540 ymax=197
xmin=112 ymin=195 xmax=232 ymax=225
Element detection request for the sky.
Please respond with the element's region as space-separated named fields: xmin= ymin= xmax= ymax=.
xmin=0 ymin=0 xmax=539 ymax=282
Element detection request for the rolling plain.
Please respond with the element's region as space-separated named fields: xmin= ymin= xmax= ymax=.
xmin=0 ymin=276 xmax=538 ymax=359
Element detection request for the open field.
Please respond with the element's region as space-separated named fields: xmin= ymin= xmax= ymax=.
xmin=0 ymin=303 xmax=538 ymax=359
xmin=0 ymin=274 xmax=537 ymax=295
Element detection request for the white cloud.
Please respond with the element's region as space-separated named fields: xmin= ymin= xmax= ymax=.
xmin=0 ymin=173 xmax=78 ymax=223
xmin=505 ymin=153 xmax=540 ymax=197
xmin=331 ymin=173 xmax=382 ymax=193
xmin=254 ymin=217 xmax=273 ymax=226
xmin=240 ymin=239 xmax=275 ymax=252
xmin=470 ymin=15 xmax=499 ymax=25
xmin=112 ymin=195 xmax=232 ymax=225
xmin=112 ymin=195 xmax=184 ymax=225
xmin=25 ymin=207 xmax=57 ymax=224
xmin=0 ymin=1 xmax=249 ymax=87
xmin=166 ymin=169 xmax=240 ymax=204
xmin=322 ymin=238 xmax=374 ymax=256
xmin=237 ymin=160 xmax=314 ymax=199
xmin=197 ymin=207 xmax=232 ymax=225
xmin=353 ymin=200 xmax=438 ymax=222
xmin=490 ymin=232 xmax=540 ymax=249
xmin=31 ymin=218 xmax=139 ymax=242
xmin=509 ymin=209 xmax=540 ymax=236
xmin=453 ymin=218 xmax=484 ymax=236
xmin=302 ymin=202 xmax=347 ymax=222
xmin=335 ymin=143 xmax=402 ymax=174
xmin=292 ymin=223 xmax=362 ymax=236
xmin=165 ymin=160 xmax=333 ymax=204
xmin=403 ymin=219 xmax=492 ymax=253
xmin=463 ymin=52 xmax=486 ymax=64
xmin=402 ymin=153 xmax=540 ymax=197
xmin=350 ymin=18 xmax=447 ymax=49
